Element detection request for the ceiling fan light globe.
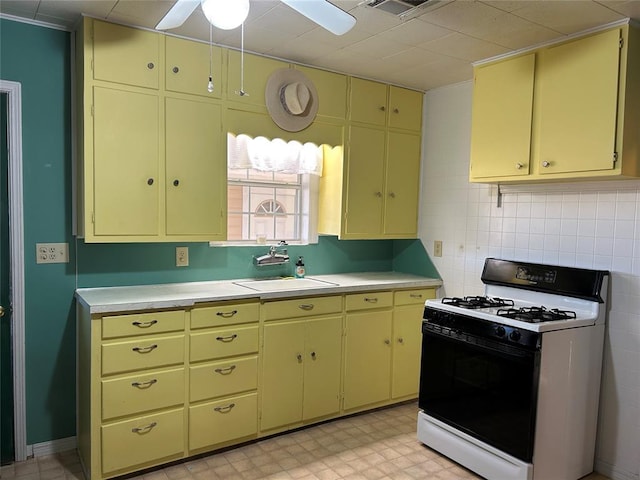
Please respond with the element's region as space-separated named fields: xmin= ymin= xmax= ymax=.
xmin=201 ymin=0 xmax=250 ymax=30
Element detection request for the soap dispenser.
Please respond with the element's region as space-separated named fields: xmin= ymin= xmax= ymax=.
xmin=295 ymin=256 xmax=305 ymax=278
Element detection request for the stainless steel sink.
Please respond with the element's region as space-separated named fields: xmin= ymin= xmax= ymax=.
xmin=233 ymin=277 xmax=337 ymax=292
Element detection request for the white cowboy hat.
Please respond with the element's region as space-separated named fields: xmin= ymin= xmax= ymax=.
xmin=265 ymin=68 xmax=319 ymax=132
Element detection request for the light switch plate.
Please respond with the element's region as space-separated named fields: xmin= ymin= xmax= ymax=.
xmin=36 ymin=243 xmax=69 ymax=264
xmin=433 ymin=240 xmax=443 ymax=257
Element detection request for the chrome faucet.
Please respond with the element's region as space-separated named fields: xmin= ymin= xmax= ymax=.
xmin=254 ymin=240 xmax=290 ymax=266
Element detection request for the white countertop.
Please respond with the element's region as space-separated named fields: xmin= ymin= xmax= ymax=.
xmin=75 ymin=272 xmax=442 ymax=314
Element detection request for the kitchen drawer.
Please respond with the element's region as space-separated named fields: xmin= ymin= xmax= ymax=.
xmin=262 ymin=295 xmax=342 ymax=321
xmin=191 ymin=302 xmax=259 ymax=329
xmin=102 ymin=334 xmax=184 ymax=376
xmin=394 ymin=288 xmax=436 ymax=306
xmin=102 ymin=310 xmax=185 ymax=339
xmin=101 ymin=408 xmax=184 ymax=474
xmin=190 ymin=356 xmax=257 ymax=402
xmin=345 ymin=291 xmax=393 ymax=311
xmin=102 ymin=367 xmax=185 ymax=420
xmin=190 ymin=325 xmax=258 ymax=362
xmin=188 ymin=393 xmax=257 ymax=451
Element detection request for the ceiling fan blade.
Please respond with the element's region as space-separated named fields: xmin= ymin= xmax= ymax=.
xmin=156 ymin=0 xmax=201 ymax=30
xmin=280 ymin=0 xmax=356 ymax=35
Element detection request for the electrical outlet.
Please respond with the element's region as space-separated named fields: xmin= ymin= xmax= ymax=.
xmin=433 ymin=240 xmax=443 ymax=257
xmin=36 ymin=243 xmax=69 ymax=264
xmin=176 ymin=246 xmax=189 ymax=267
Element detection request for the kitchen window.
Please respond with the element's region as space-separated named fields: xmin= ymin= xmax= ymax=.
xmin=222 ymin=134 xmax=321 ymax=245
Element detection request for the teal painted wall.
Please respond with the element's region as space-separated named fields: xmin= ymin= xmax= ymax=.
xmin=0 ymin=18 xmax=438 ymax=446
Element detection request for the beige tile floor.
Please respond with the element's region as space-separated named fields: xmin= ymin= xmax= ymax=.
xmin=0 ymin=402 xmax=611 ymax=480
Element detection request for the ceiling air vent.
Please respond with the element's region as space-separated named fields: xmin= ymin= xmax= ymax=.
xmin=365 ymin=0 xmax=442 ymax=17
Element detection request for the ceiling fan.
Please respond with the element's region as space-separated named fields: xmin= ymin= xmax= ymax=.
xmin=156 ymin=0 xmax=357 ymax=36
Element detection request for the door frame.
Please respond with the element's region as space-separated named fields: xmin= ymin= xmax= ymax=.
xmin=0 ymin=79 xmax=27 ymax=462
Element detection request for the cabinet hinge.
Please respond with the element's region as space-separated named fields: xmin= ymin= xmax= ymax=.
xmin=613 ymin=151 xmax=618 ymax=165
xmin=91 ymin=212 xmax=95 ymax=224
xmin=619 ymin=37 xmax=624 ymax=49
xmin=90 ymin=58 xmax=94 ymax=72
xmin=91 ymin=104 xmax=94 ymax=117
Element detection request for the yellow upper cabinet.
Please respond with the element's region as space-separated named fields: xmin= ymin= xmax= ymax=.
xmin=294 ymin=65 xmax=348 ymax=119
xmin=470 ymin=24 xmax=640 ymax=183
xmin=92 ymin=20 xmax=160 ymax=89
xmin=226 ymin=50 xmax=288 ymax=107
xmin=165 ymin=36 xmax=223 ymax=98
xmin=350 ymin=78 xmax=422 ymax=131
xmin=469 ymin=54 xmax=535 ymax=179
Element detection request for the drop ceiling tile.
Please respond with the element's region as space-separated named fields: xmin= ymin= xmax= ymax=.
xmin=382 ymin=47 xmax=450 ymax=67
xmin=419 ymin=0 xmax=506 ymax=32
xmin=420 ymin=32 xmax=509 ymax=61
xmin=255 ymin=3 xmax=318 ymax=36
xmin=349 ymin=4 xmax=403 ymax=33
xmin=378 ymin=18 xmax=454 ymax=45
xmin=295 ymin=24 xmax=371 ymax=48
xmin=506 ymin=1 xmax=626 ymax=34
xmin=344 ymin=33 xmax=412 ymax=58
xmin=267 ymin=36 xmax=338 ymax=64
xmin=108 ymin=0 xmax=173 ymax=28
xmin=598 ymin=0 xmax=640 ymax=18
xmin=237 ymin=26 xmax=300 ymax=53
xmin=464 ymin=11 xmax=562 ymax=49
xmin=0 ymin=1 xmax=39 ymax=18
xmin=37 ymin=0 xmax=117 ymax=19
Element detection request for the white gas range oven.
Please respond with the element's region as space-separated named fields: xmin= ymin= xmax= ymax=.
xmin=417 ymin=258 xmax=609 ymax=480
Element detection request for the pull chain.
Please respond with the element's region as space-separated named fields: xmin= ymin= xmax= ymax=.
xmin=237 ymin=22 xmax=248 ymax=96
xmin=207 ymin=23 xmax=214 ymax=93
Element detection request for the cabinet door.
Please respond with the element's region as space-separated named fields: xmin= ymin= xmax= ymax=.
xmin=165 ymin=97 xmax=225 ymax=238
xmin=93 ymin=87 xmax=159 ymax=236
xmin=383 ymin=131 xmax=420 ymax=237
xmin=470 ymin=54 xmax=535 ymax=179
xmin=165 ymin=36 xmax=223 ymax=98
xmin=343 ymin=125 xmax=385 ymax=238
xmin=344 ymin=311 xmax=392 ymax=410
xmin=295 ymin=66 xmax=347 ymax=119
xmin=536 ymin=29 xmax=620 ymax=174
xmin=227 ymin=51 xmax=288 ymax=106
xmin=92 ymin=20 xmax=159 ymax=89
xmin=387 ymin=86 xmax=422 ymax=131
xmin=391 ymin=305 xmax=424 ymax=399
xmin=260 ymin=322 xmax=305 ymax=431
xmin=350 ymin=77 xmax=387 ymax=126
xmin=302 ymin=316 xmax=343 ymax=421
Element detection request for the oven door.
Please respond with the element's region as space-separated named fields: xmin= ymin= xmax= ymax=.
xmin=419 ymin=325 xmax=540 ymax=462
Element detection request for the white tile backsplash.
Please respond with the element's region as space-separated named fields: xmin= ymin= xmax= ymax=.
xmin=419 ymin=81 xmax=640 ymax=480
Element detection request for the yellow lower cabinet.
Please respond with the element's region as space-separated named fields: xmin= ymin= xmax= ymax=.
xmin=190 ymin=356 xmax=258 ymax=402
xmin=102 ymin=367 xmax=185 ymax=420
xmin=391 ymin=305 xmax=424 ymax=399
xmin=101 ymin=334 xmax=184 ymax=375
xmin=261 ymin=315 xmax=342 ymax=432
xmin=344 ymin=310 xmax=392 ymax=411
xmin=190 ymin=324 xmax=258 ymax=362
xmin=189 ymin=393 xmax=258 ymax=451
xmin=101 ymin=408 xmax=184 ymax=475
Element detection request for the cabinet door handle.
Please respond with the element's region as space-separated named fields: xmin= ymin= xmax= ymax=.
xmin=409 ymin=293 xmax=422 ymax=299
xmin=132 ymin=320 xmax=158 ymax=328
xmin=379 ymin=106 xmax=386 ymax=112
xmin=389 ymin=192 xmax=396 ymax=198
xmin=516 ymin=163 xmax=523 ymax=170
xmin=296 ymin=353 xmax=303 ymax=362
xmin=216 ymin=310 xmax=238 ymax=318
xmin=397 ymin=337 xmax=404 ymax=344
xmin=374 ymin=191 xmax=382 ymax=198
xmin=298 ymin=304 xmax=314 ymax=311
xmin=132 ymin=421 xmax=157 ymax=433
xmin=364 ymin=297 xmax=378 ymax=303
xmin=542 ymin=161 xmax=551 ymax=168
xmin=172 ymin=66 xmax=179 ymax=73
xmin=393 ymin=108 xmax=399 ymax=114
xmin=214 ymin=403 xmax=236 ymax=413
xmin=173 ymin=179 xmax=180 ymax=187
xmin=147 ymin=62 xmax=155 ymax=70
xmin=132 ymin=344 xmax=158 ymax=353
xmin=216 ymin=334 xmax=238 ymax=342
xmin=214 ymin=365 xmax=236 ymax=375
xmin=147 ymin=178 xmax=154 ymax=186
xmin=310 ymin=351 xmax=316 ymax=360
xmin=384 ymin=339 xmax=391 ymax=345
xmin=131 ymin=379 xmax=157 ymax=388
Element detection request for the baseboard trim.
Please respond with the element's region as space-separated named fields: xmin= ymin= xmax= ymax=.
xmin=595 ymin=459 xmax=639 ymax=480
xmin=28 ymin=436 xmax=77 ymax=458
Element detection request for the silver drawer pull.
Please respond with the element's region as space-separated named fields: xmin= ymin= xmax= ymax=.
xmin=132 ymin=320 xmax=158 ymax=328
xmin=214 ymin=365 xmax=236 ymax=375
xmin=216 ymin=310 xmax=238 ymax=318
xmin=365 ymin=297 xmax=378 ymax=303
xmin=409 ymin=294 xmax=423 ymax=299
xmin=298 ymin=304 xmax=314 ymax=311
xmin=132 ymin=344 xmax=158 ymax=353
xmin=131 ymin=379 xmax=157 ymax=388
xmin=132 ymin=421 xmax=157 ymax=433
xmin=214 ymin=403 xmax=236 ymax=413
xmin=216 ymin=334 xmax=238 ymax=342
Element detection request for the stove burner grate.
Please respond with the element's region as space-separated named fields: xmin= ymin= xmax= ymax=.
xmin=442 ymin=296 xmax=515 ymax=309
xmin=496 ymin=306 xmax=577 ymax=323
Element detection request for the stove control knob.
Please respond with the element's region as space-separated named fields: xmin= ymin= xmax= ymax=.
xmin=495 ymin=326 xmax=506 ymax=337
xmin=510 ymin=330 xmax=522 ymax=342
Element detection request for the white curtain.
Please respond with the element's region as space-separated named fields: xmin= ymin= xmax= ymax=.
xmin=227 ymin=133 xmax=324 ymax=176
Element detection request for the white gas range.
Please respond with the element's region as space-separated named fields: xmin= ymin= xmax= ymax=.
xmin=417 ymin=258 xmax=609 ymax=480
